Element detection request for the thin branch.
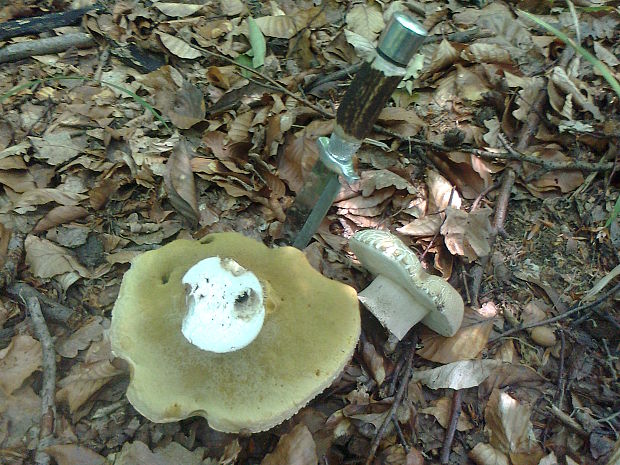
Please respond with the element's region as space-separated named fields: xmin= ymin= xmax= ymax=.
xmin=440 ymin=389 xmax=463 ymax=464
xmin=7 ymin=282 xmax=74 ymax=325
xmin=21 ymin=295 xmax=56 ymax=465
xmin=0 ymin=232 xmax=24 ymax=289
xmin=0 ymin=33 xmax=96 ymax=64
xmin=365 ymin=344 xmax=416 ymax=465
xmin=490 ymin=281 xmax=620 ymax=342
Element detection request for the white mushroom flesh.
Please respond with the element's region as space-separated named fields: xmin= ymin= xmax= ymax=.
xmin=181 ymin=256 xmax=265 ymax=353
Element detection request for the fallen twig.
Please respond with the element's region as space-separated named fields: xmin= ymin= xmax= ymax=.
xmin=0 ymin=232 xmax=25 ymax=289
xmin=0 ymin=4 xmax=104 ymax=41
xmin=0 ymin=33 xmax=96 ymax=64
xmin=440 ymin=389 xmax=463 ymax=464
xmin=7 ymin=282 xmax=74 ymax=325
xmin=365 ymin=342 xmax=416 ymax=465
xmin=490 ymin=281 xmax=620 ymax=342
xmin=21 ymin=295 xmax=56 ymax=465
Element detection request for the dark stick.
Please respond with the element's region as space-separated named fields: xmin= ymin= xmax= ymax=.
xmin=0 ymin=5 xmax=104 ymax=41
xmin=22 ymin=295 xmax=56 ymax=465
xmin=440 ymin=389 xmax=463 ymax=464
xmin=365 ymin=345 xmax=416 ymax=465
xmin=490 ymin=281 xmax=620 ymax=342
xmin=7 ymin=282 xmax=74 ymax=325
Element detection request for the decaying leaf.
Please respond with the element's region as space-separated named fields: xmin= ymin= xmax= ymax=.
xmin=164 ymin=138 xmax=199 ymax=225
xmin=33 ymin=205 xmax=89 ymax=233
xmin=411 ymin=359 xmax=502 ymax=390
xmin=417 ymin=309 xmax=494 ymax=363
xmin=420 ymin=397 xmax=474 ymax=431
xmin=441 ymin=207 xmax=492 ymax=261
xmin=346 ymin=3 xmax=384 ymax=42
xmin=115 ymin=441 xmax=168 ymax=465
xmin=30 ymin=132 xmax=86 ymax=165
xmin=25 ymin=235 xmax=90 ymax=279
xmin=260 ymin=423 xmax=318 ymax=465
xmin=0 ymin=335 xmax=41 ymax=395
xmin=45 ymin=444 xmax=106 ymax=465
xmin=360 ymin=337 xmax=387 ymax=386
xmin=484 ymin=389 xmax=544 ymax=464
xmin=56 ymin=316 xmax=105 ymax=359
xmin=153 ymin=2 xmax=204 ymax=18
xmin=469 ymin=442 xmax=510 ymax=465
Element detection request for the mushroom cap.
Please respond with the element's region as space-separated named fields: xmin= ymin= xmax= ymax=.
xmin=110 ymin=232 xmax=360 ymax=433
xmin=350 ymin=229 xmax=464 ymax=337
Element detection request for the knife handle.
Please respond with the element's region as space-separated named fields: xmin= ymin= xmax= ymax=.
xmin=336 ymin=13 xmax=427 ymax=142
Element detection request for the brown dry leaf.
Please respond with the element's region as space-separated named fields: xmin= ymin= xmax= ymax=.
xmin=115 ymin=441 xmax=168 ymax=465
xmin=29 ymin=132 xmax=85 ymax=165
xmin=485 ymin=390 xmax=545 ymax=465
xmin=0 ymin=170 xmax=36 ymax=193
xmin=25 ymin=235 xmax=90 ymax=279
xmin=56 ymin=316 xmax=104 ymax=359
xmin=164 ymin=138 xmax=199 ymax=225
xmin=153 ymin=2 xmax=204 ymax=17
xmin=417 ymin=309 xmax=494 ymax=363
xmin=360 ymin=337 xmax=386 ymax=386
xmin=464 ymin=43 xmax=512 ymax=64
xmin=469 ymin=442 xmax=510 ymax=465
xmin=479 ymin=363 xmax=546 ymax=399
xmin=549 ymin=66 xmax=603 ymax=121
xmin=441 ymin=207 xmax=492 ymax=261
xmin=140 ymin=66 xmax=205 ymax=128
xmin=33 ymin=205 xmax=88 ymax=233
xmin=426 ymin=169 xmax=461 ymax=213
xmin=523 ymin=147 xmax=584 ymax=197
xmin=14 ymin=188 xmax=88 ymax=210
xmin=228 ymin=111 xmax=254 ymax=143
xmin=255 ymin=15 xmax=299 ymax=39
xmin=278 ymin=133 xmax=319 ymax=193
xmin=455 ymin=64 xmax=491 ymax=101
xmin=359 ymin=169 xmax=417 ymax=196
xmin=420 ymin=397 xmax=474 ymax=431
xmin=221 ymin=0 xmax=243 ymax=16
xmin=157 ymin=31 xmax=202 ymax=59
xmin=397 ymin=214 xmax=443 ymax=237
xmin=0 ymin=385 xmax=40 ymax=450
xmin=0 ymin=335 xmax=41 ymax=395
xmin=411 ymin=359 xmax=502 ymax=390
xmin=423 ymin=39 xmax=460 ymax=77
xmin=261 ymin=423 xmax=318 ymax=465
xmin=56 ymin=359 xmax=124 ymax=412
xmin=153 ymin=442 xmax=206 ymax=465
xmin=45 ymin=444 xmax=106 ymax=465
xmin=346 ymin=3 xmax=384 ymax=42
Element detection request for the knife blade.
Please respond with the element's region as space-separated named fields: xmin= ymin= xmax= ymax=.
xmin=283 ymin=12 xmax=428 ymax=249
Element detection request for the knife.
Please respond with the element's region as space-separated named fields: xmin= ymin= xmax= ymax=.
xmin=284 ymin=12 xmax=428 ymax=249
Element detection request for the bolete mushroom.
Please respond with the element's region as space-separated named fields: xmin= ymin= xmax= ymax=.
xmin=349 ymin=229 xmax=463 ymax=338
xmin=110 ymin=232 xmax=360 ymax=433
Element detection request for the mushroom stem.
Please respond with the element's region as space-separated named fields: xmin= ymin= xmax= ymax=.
xmin=358 ymin=274 xmax=431 ymax=340
xmin=182 ymin=256 xmax=265 ymax=353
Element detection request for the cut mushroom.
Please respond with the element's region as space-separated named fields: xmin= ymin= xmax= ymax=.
xmin=110 ymin=232 xmax=360 ymax=433
xmin=349 ymin=229 xmax=464 ymax=338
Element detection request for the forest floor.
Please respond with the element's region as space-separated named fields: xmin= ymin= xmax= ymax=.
xmin=0 ymin=0 xmax=618 ymax=464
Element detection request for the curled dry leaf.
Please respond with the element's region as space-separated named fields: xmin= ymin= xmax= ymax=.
xmin=397 ymin=214 xmax=444 ymax=237
xmin=411 ymin=359 xmax=502 ymax=390
xmin=228 ymin=111 xmax=254 ymax=143
xmin=45 ymin=444 xmax=106 ymax=465
xmin=485 ymin=390 xmax=544 ymax=464
xmin=417 ymin=310 xmax=494 ymax=364
xmin=25 ymin=235 xmax=90 ymax=279
xmin=479 ymin=363 xmax=545 ymax=399
xmin=426 ymin=168 xmax=461 ymax=213
xmin=164 ymin=138 xmax=199 ymax=226
xmin=0 ymin=335 xmax=41 ymax=395
xmin=33 ymin=205 xmax=88 ymax=233
xmin=360 ymin=337 xmax=387 ymax=386
xmin=153 ymin=2 xmax=204 ymax=18
xmin=115 ymin=441 xmax=168 ymax=465
xmin=278 ymin=133 xmax=319 ymax=193
xmin=56 ymin=316 xmax=105 ymax=359
xmin=422 ymin=39 xmax=460 ymax=78
xmin=440 ymin=207 xmax=492 ymax=261
xmin=157 ymin=31 xmax=201 ymax=59
xmin=260 ymin=423 xmax=318 ymax=465
xmin=464 ymin=43 xmax=512 ymax=64
xmin=255 ymin=15 xmax=298 ymax=39
xmin=420 ymin=396 xmax=474 ymax=431
xmin=346 ymin=3 xmax=384 ymax=42
xmin=469 ymin=442 xmax=510 ymax=465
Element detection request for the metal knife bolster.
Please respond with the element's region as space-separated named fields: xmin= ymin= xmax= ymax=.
xmin=318 ymin=13 xmax=428 ymax=182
